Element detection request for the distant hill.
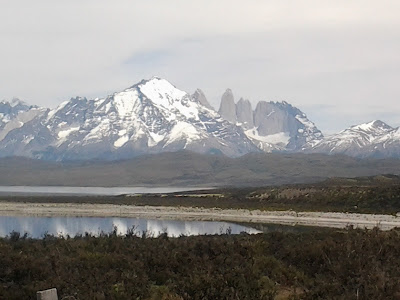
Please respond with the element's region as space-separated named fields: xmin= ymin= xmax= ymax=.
xmin=1 ymin=151 xmax=400 ymax=187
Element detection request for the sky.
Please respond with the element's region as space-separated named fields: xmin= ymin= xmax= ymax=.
xmin=1 ymin=0 xmax=400 ymax=134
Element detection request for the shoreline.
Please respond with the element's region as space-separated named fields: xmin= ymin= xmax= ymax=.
xmin=1 ymin=202 xmax=400 ymax=230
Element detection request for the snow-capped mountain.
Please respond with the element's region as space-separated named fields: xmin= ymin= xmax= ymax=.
xmin=217 ymin=90 xmax=323 ymax=152
xmin=0 ymin=99 xmax=46 ymax=153
xmin=0 ymin=77 xmax=259 ymax=160
xmin=0 ymin=77 xmax=399 ymax=160
xmin=0 ymin=98 xmax=34 ymax=129
xmin=305 ymin=120 xmax=400 ymax=158
xmin=368 ymin=127 xmax=400 ymax=158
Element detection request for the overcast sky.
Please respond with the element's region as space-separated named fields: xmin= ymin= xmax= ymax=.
xmin=1 ymin=1 xmax=400 ymax=134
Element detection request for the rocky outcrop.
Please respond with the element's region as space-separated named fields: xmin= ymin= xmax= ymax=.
xmin=236 ymin=98 xmax=254 ymax=129
xmin=192 ymin=89 xmax=213 ymax=110
xmin=218 ymin=89 xmax=237 ymax=124
xmin=217 ymin=88 xmax=324 ymax=152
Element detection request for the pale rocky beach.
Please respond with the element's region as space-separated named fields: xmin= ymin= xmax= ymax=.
xmin=1 ymin=202 xmax=400 ymax=230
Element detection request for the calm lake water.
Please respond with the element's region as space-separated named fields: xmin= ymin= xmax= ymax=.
xmin=0 ymin=216 xmax=261 ymax=238
xmin=0 ymin=186 xmax=212 ymax=196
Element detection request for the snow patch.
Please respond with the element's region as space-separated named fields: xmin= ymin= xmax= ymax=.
xmin=164 ymin=121 xmax=202 ymax=147
xmin=266 ymin=110 xmax=275 ymax=118
xmin=23 ymin=135 xmax=35 ymax=144
xmin=148 ymin=132 xmax=164 ymax=147
xmin=139 ymin=78 xmax=199 ymax=120
xmin=47 ymin=100 xmax=69 ymax=120
xmin=140 ymin=78 xmax=186 ymax=105
xmin=114 ymin=135 xmax=129 ymax=148
xmin=113 ymin=90 xmax=139 ymax=118
xmin=245 ymin=129 xmax=290 ymax=146
xmin=2 ymin=115 xmax=10 ymax=123
xmin=58 ymin=127 xmax=80 ymax=139
xmin=352 ymin=120 xmax=382 ymax=132
xmin=83 ymin=119 xmax=111 ymax=143
xmin=295 ymin=114 xmax=315 ymax=129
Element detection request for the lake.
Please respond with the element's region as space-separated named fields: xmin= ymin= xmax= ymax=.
xmin=0 ymin=216 xmax=261 ymax=238
xmin=0 ymin=186 xmax=213 ymax=196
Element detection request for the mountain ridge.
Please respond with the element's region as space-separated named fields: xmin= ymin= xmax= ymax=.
xmin=0 ymin=77 xmax=259 ymax=160
xmin=305 ymin=119 xmax=400 ymax=158
xmin=1 ymin=77 xmax=399 ymax=160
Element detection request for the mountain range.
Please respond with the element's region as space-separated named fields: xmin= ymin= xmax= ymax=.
xmin=0 ymin=76 xmax=399 ymax=161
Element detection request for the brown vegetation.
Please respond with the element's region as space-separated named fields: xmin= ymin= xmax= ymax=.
xmin=1 ymin=227 xmax=400 ymax=299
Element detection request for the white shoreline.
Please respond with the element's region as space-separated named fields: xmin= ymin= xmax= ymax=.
xmin=1 ymin=202 xmax=400 ymax=230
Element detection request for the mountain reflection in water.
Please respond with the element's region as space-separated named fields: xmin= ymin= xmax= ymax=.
xmin=0 ymin=216 xmax=261 ymax=238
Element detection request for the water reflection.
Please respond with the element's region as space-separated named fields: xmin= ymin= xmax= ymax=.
xmin=0 ymin=216 xmax=261 ymax=238
xmin=0 ymin=186 xmax=212 ymax=196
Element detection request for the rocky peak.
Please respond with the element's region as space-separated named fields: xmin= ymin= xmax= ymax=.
xmin=249 ymin=101 xmax=323 ymax=151
xmin=0 ymin=98 xmax=34 ymax=127
xmin=236 ymin=98 xmax=254 ymax=129
xmin=192 ymin=89 xmax=213 ymax=110
xmin=253 ymin=101 xmax=291 ymax=136
xmin=218 ymin=89 xmax=236 ymax=123
xmin=0 ymin=98 xmax=31 ymax=112
xmin=351 ymin=120 xmax=393 ymax=134
xmin=304 ymin=119 xmax=398 ymax=157
xmin=10 ymin=98 xmax=27 ymax=107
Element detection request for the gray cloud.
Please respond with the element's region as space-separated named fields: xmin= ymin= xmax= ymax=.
xmin=1 ymin=0 xmax=400 ymax=133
